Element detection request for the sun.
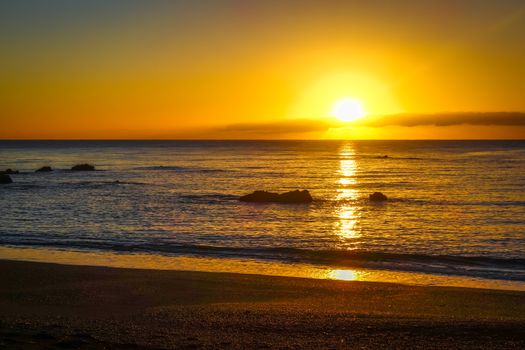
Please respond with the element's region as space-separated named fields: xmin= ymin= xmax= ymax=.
xmin=331 ymin=98 xmax=366 ymax=122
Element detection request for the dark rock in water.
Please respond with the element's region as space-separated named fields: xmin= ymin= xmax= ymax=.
xmin=1 ymin=169 xmax=19 ymax=174
xmin=240 ymin=190 xmax=313 ymax=203
xmin=277 ymin=190 xmax=313 ymax=203
xmin=0 ymin=174 xmax=13 ymax=184
xmin=36 ymin=166 xmax=53 ymax=172
xmin=240 ymin=191 xmax=280 ymax=203
xmin=71 ymin=164 xmax=95 ymax=171
xmin=369 ymin=192 xmax=388 ymax=202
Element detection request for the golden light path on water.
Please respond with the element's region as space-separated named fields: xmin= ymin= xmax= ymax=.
xmin=336 ymin=143 xmax=362 ymax=242
xmin=2 ymin=246 xmax=524 ymax=291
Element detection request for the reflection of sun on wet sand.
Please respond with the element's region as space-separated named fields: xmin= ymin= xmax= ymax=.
xmin=327 ymin=268 xmax=360 ymax=281
xmin=1 ymin=259 xmax=524 ymax=349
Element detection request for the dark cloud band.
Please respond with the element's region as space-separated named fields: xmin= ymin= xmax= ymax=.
xmin=216 ymin=119 xmax=332 ymax=135
xmin=358 ymin=112 xmax=525 ymax=127
xmin=217 ymin=112 xmax=525 ymax=135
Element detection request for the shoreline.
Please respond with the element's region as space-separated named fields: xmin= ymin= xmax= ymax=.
xmin=1 ymin=259 xmax=525 ymax=348
xmin=1 ymin=245 xmax=525 ymax=292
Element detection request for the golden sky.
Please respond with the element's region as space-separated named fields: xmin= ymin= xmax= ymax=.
xmin=1 ymin=1 xmax=525 ymax=139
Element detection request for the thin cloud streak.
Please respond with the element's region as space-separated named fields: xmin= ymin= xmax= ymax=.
xmin=215 ymin=112 xmax=525 ymax=135
xmin=156 ymin=112 xmax=525 ymax=139
xmin=359 ymin=112 xmax=525 ymax=127
xmin=215 ymin=119 xmax=333 ymax=135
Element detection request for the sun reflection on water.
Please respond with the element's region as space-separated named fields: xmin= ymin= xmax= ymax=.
xmin=336 ymin=143 xmax=362 ymax=241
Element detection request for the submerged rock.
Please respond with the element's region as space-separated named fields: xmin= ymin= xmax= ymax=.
xmin=277 ymin=190 xmax=313 ymax=203
xmin=71 ymin=164 xmax=95 ymax=171
xmin=369 ymin=192 xmax=388 ymax=202
xmin=240 ymin=190 xmax=313 ymax=203
xmin=1 ymin=169 xmax=19 ymax=174
xmin=0 ymin=174 xmax=13 ymax=184
xmin=36 ymin=166 xmax=53 ymax=172
xmin=240 ymin=191 xmax=280 ymax=203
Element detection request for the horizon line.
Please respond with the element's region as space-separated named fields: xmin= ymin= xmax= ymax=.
xmin=1 ymin=139 xmax=524 ymax=142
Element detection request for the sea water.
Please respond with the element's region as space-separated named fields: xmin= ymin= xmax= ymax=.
xmin=1 ymin=140 xmax=524 ymax=289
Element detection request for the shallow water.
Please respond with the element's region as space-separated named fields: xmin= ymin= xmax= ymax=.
xmin=1 ymin=140 xmax=524 ymax=288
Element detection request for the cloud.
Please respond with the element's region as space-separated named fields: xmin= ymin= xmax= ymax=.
xmin=155 ymin=112 xmax=525 ymax=139
xmin=150 ymin=119 xmax=336 ymax=139
xmin=213 ymin=119 xmax=334 ymax=135
xmin=358 ymin=112 xmax=525 ymax=127
xmin=215 ymin=112 xmax=525 ymax=136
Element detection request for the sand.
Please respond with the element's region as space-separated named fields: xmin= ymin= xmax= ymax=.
xmin=0 ymin=259 xmax=524 ymax=349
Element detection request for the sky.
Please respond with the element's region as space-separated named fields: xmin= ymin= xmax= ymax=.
xmin=1 ymin=0 xmax=525 ymax=139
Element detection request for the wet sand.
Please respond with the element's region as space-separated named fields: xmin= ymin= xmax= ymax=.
xmin=1 ymin=259 xmax=524 ymax=349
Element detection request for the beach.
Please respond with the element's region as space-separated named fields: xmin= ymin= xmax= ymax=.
xmin=3 ymin=0 xmax=525 ymax=347
xmin=1 ymin=259 xmax=524 ymax=349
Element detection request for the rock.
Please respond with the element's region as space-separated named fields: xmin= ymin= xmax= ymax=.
xmin=0 ymin=174 xmax=13 ymax=184
xmin=369 ymin=192 xmax=388 ymax=202
xmin=71 ymin=164 xmax=95 ymax=171
xmin=277 ymin=190 xmax=313 ymax=203
xmin=240 ymin=191 xmax=280 ymax=202
xmin=240 ymin=190 xmax=313 ymax=203
xmin=1 ymin=169 xmax=19 ymax=174
xmin=36 ymin=166 xmax=53 ymax=172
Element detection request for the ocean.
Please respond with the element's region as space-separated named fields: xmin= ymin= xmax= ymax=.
xmin=1 ymin=140 xmax=524 ymax=290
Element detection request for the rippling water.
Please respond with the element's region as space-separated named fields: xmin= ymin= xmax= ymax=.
xmin=1 ymin=140 xmax=524 ymax=285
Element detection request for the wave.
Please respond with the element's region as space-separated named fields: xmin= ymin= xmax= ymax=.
xmin=388 ymin=198 xmax=525 ymax=207
xmin=132 ymin=166 xmax=226 ymax=173
xmin=57 ymin=180 xmax=151 ymax=189
xmin=361 ymin=155 xmax=425 ymax=160
xmin=322 ymin=197 xmax=525 ymax=207
xmin=2 ymin=240 xmax=524 ymax=282
xmin=462 ymin=150 xmax=525 ymax=157
xmin=178 ymin=194 xmax=239 ymax=203
xmin=0 ymin=180 xmax=153 ymax=192
xmin=316 ymin=155 xmax=427 ymax=161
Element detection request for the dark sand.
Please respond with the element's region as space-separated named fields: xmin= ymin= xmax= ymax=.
xmin=1 ymin=260 xmax=524 ymax=349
